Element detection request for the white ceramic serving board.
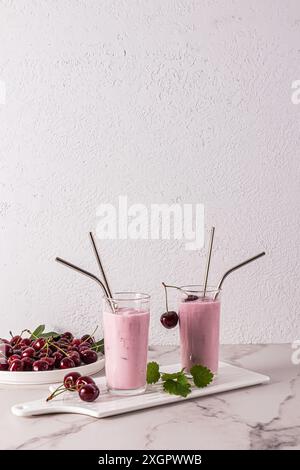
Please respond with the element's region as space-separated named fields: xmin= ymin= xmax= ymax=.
xmin=1 ymin=355 xmax=104 ymax=385
xmin=11 ymin=362 xmax=269 ymax=417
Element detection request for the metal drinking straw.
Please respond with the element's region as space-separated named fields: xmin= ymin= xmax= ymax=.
xmin=203 ymin=227 xmax=215 ymax=298
xmin=88 ymin=232 xmax=115 ymax=312
xmin=55 ymin=257 xmax=115 ymax=313
xmin=89 ymin=232 xmax=113 ymax=298
xmin=213 ymin=251 xmax=266 ymax=300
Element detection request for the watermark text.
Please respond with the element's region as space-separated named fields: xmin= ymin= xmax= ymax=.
xmin=96 ymin=196 xmax=204 ymax=250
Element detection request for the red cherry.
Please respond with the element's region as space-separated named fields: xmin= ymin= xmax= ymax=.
xmin=81 ymin=334 xmax=94 ymax=345
xmin=33 ymin=359 xmax=49 ymax=371
xmin=9 ymin=359 xmax=23 ymax=371
xmin=21 ymin=357 xmax=34 ymax=371
xmin=184 ymin=294 xmax=199 ymax=302
xmin=64 ymin=372 xmax=81 ymax=389
xmin=34 ymin=351 xmax=43 ymax=360
xmin=0 ymin=343 xmax=13 ymax=358
xmin=8 ymin=354 xmax=21 ymax=365
xmin=61 ymin=332 xmax=73 ymax=342
xmin=78 ymin=343 xmax=90 ymax=352
xmin=75 ymin=375 xmax=95 ymax=389
xmin=160 ymin=311 xmax=179 ymax=329
xmin=80 ymin=349 xmax=98 ymax=364
xmin=59 ymin=357 xmax=75 ymax=369
xmin=69 ymin=351 xmax=81 ymax=367
xmin=53 ymin=340 xmax=69 ymax=351
xmin=57 ymin=339 xmax=69 ymax=347
xmin=39 ymin=350 xmax=53 ymax=358
xmin=79 ymin=384 xmax=99 ymax=402
xmin=52 ymin=351 xmax=64 ymax=368
xmin=49 ymin=343 xmax=57 ymax=353
xmin=10 ymin=335 xmax=22 ymax=346
xmin=21 ymin=347 xmax=35 ymax=358
xmin=42 ymin=356 xmax=55 ymax=369
xmin=20 ymin=338 xmax=32 ymax=347
xmin=72 ymin=338 xmax=82 ymax=347
xmin=0 ymin=361 xmax=9 ymax=371
xmin=12 ymin=348 xmax=22 ymax=356
xmin=55 ymin=343 xmax=69 ymax=354
xmin=32 ymin=338 xmax=46 ymax=351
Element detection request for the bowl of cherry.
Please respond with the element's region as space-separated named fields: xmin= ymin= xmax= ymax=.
xmin=0 ymin=327 xmax=105 ymax=385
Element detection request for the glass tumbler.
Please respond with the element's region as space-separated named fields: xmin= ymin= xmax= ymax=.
xmin=178 ymin=286 xmax=221 ymax=374
xmin=103 ymin=292 xmax=150 ymax=395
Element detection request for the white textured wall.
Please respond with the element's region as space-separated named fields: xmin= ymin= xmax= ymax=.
xmin=0 ymin=0 xmax=299 ymax=344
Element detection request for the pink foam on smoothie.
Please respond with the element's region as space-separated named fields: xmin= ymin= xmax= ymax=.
xmin=103 ymin=307 xmax=150 ymax=390
xmin=179 ymin=298 xmax=220 ymax=373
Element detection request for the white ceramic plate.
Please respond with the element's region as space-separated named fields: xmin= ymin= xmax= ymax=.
xmin=0 ymin=355 xmax=105 ymax=385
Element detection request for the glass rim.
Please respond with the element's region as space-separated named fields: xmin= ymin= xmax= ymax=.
xmin=179 ymin=285 xmax=221 ymax=294
xmin=103 ymin=291 xmax=150 ymax=302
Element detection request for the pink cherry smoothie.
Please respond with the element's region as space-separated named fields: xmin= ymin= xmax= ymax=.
xmin=103 ymin=307 xmax=150 ymax=392
xmin=179 ymin=297 xmax=220 ymax=374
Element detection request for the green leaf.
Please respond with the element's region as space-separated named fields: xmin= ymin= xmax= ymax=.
xmin=161 ymin=369 xmax=185 ymax=381
xmin=39 ymin=331 xmax=59 ymax=339
xmin=91 ymin=339 xmax=104 ymax=354
xmin=190 ymin=364 xmax=214 ymax=388
xmin=147 ymin=361 xmax=161 ymax=384
xmin=163 ymin=375 xmax=192 ymax=398
xmin=30 ymin=325 xmax=45 ymax=339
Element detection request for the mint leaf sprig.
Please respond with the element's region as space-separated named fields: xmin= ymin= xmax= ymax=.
xmin=146 ymin=361 xmax=213 ymax=398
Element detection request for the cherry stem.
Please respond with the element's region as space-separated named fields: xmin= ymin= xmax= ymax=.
xmin=81 ymin=325 xmax=99 ymax=345
xmin=14 ymin=329 xmax=27 ymax=348
xmin=46 ymin=383 xmax=79 ymax=402
xmin=26 ymin=329 xmax=69 ymax=357
xmin=163 ymin=283 xmax=182 ymax=292
xmin=46 ymin=386 xmax=68 ymax=402
xmin=48 ymin=341 xmax=69 ymax=357
xmin=41 ymin=342 xmax=49 ymax=354
xmin=162 ymin=283 xmax=190 ymax=296
xmin=162 ymin=283 xmax=169 ymax=313
xmin=24 ymin=329 xmax=38 ymax=340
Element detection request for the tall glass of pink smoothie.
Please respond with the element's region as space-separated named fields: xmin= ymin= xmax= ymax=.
xmin=103 ymin=292 xmax=150 ymax=395
xmin=179 ymin=286 xmax=221 ymax=374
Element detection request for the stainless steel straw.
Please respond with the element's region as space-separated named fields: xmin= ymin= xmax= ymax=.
xmin=203 ymin=227 xmax=215 ymax=298
xmin=213 ymin=251 xmax=266 ymax=300
xmin=89 ymin=232 xmax=113 ymax=298
xmin=88 ymin=232 xmax=115 ymax=312
xmin=55 ymin=257 xmax=115 ymax=313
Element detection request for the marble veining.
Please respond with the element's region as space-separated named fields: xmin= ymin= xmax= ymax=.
xmin=248 ymin=373 xmax=300 ymax=450
xmin=0 ymin=345 xmax=299 ymax=450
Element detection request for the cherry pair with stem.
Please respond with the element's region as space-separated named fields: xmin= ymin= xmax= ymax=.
xmin=47 ymin=372 xmax=100 ymax=403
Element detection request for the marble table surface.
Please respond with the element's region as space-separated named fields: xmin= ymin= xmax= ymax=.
xmin=0 ymin=344 xmax=299 ymax=450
